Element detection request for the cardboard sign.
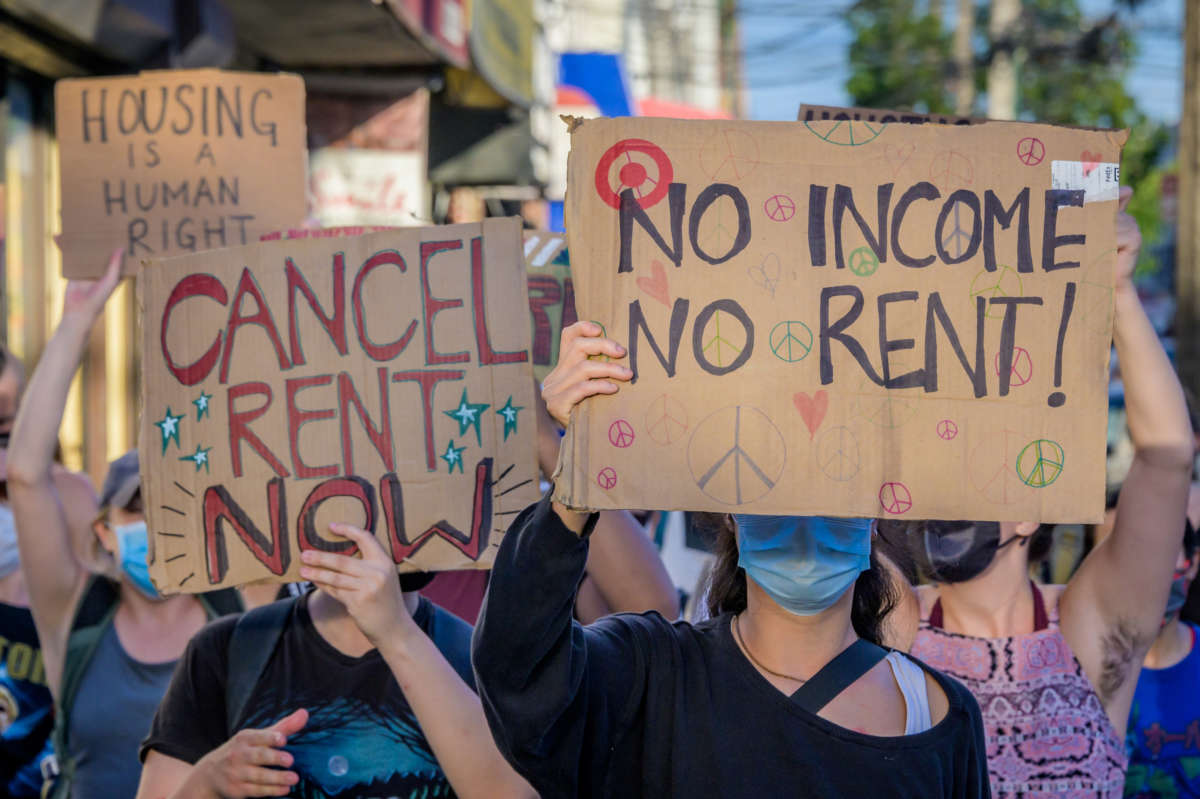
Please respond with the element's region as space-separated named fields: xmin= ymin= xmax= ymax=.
xmin=139 ymin=219 xmax=539 ymax=593
xmin=798 ymin=104 xmax=979 ymax=127
xmin=523 ymin=231 xmax=574 ymax=380
xmin=56 ymin=69 xmax=307 ymax=278
xmin=558 ymin=117 xmax=1125 ymax=523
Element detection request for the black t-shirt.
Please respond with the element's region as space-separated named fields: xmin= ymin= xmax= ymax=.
xmin=473 ymin=493 xmax=993 ymax=798
xmin=142 ymin=593 xmax=474 ymax=799
xmin=0 ymin=602 xmax=53 ymax=797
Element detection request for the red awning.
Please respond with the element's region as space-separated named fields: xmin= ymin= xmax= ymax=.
xmin=638 ymin=97 xmax=731 ymax=119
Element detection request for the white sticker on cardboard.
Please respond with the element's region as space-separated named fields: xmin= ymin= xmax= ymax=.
xmin=1051 ymin=160 xmax=1120 ymax=203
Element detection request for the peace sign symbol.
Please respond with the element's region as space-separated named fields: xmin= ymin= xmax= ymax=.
xmin=1016 ymin=439 xmax=1064 ymax=488
xmin=608 ymin=419 xmax=636 ymax=448
xmin=939 ymin=199 xmax=977 ymax=260
xmin=804 ymin=119 xmax=886 ymax=147
xmin=699 ymin=309 xmax=745 ymax=368
xmin=967 ymin=428 xmax=1027 ymax=505
xmin=928 ymin=150 xmax=974 ymax=192
xmin=594 ymin=139 xmax=674 ymax=210
xmin=644 ymin=393 xmax=688 ymax=446
xmin=769 ymin=320 xmax=813 ymax=363
xmin=1016 ymin=137 xmax=1045 ymax=166
xmin=994 ymin=347 xmax=1033 ymax=387
xmin=699 ymin=129 xmax=760 ymax=181
xmin=748 ymin=252 xmax=782 ymax=297
xmin=597 ymin=467 xmax=618 ymax=491
xmin=763 ymin=194 xmax=796 ymax=222
xmin=848 ymin=247 xmax=879 ymax=277
xmin=936 ymin=419 xmax=959 ymax=441
xmin=816 ymin=425 xmax=860 ymax=482
xmin=969 ymin=265 xmax=1025 ymax=320
xmin=688 ymin=405 xmax=786 ymax=505
xmin=878 ymin=481 xmax=913 ymax=515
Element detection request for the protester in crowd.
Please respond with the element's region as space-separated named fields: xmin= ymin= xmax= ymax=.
xmin=1123 ymin=483 xmax=1200 ymax=798
xmin=421 ymin=391 xmax=679 ymax=625
xmin=0 ymin=348 xmax=98 ymax=797
xmin=137 ymin=522 xmax=535 ymax=799
xmin=890 ymin=188 xmax=1194 ymax=797
xmin=7 ymin=250 xmax=242 ymax=799
xmin=470 ymin=320 xmax=991 ymax=798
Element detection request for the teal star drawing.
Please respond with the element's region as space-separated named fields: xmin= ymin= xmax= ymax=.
xmin=440 ymin=440 xmax=467 ymax=473
xmin=443 ymin=389 xmax=489 ymax=445
xmin=193 ymin=390 xmax=213 ymax=421
xmin=179 ymin=444 xmax=212 ymax=473
xmin=154 ymin=408 xmax=185 ymax=453
xmin=495 ymin=396 xmax=523 ymax=440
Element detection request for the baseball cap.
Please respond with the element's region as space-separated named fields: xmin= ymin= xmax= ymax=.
xmin=99 ymin=450 xmax=140 ymax=512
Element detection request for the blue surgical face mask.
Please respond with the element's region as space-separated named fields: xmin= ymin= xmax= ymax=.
xmin=114 ymin=521 xmax=160 ymax=600
xmin=733 ymin=515 xmax=872 ymax=616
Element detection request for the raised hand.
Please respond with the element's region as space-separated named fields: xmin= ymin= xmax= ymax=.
xmin=541 ymin=321 xmax=632 ymax=428
xmin=62 ymin=248 xmax=123 ymax=321
xmin=299 ymin=523 xmax=415 ymax=647
xmin=191 ymin=708 xmax=307 ymax=798
xmin=1114 ymin=187 xmax=1141 ymax=291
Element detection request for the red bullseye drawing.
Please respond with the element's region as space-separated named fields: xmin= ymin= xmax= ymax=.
xmin=879 ymin=482 xmax=913 ymax=515
xmin=1016 ymin=137 xmax=1045 ymax=166
xmin=994 ymin=347 xmax=1034 ymax=387
xmin=608 ymin=419 xmax=635 ymax=448
xmin=763 ymin=194 xmax=796 ymax=222
xmin=936 ymin=419 xmax=959 ymax=441
xmin=597 ymin=467 xmax=618 ymax=491
xmin=594 ymin=139 xmax=674 ymax=210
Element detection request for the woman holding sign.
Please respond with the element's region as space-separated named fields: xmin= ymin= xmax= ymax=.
xmin=6 ymin=250 xmax=242 ymax=799
xmin=888 ymin=188 xmax=1195 ymax=798
xmin=470 ymin=321 xmax=991 ymax=798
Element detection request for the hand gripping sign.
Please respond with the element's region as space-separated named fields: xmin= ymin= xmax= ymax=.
xmin=140 ymin=220 xmax=539 ymax=593
xmin=556 ymin=115 xmax=1124 ymax=523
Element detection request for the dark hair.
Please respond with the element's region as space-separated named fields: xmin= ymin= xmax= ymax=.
xmin=1028 ymin=523 xmax=1055 ymax=563
xmin=1185 ymin=517 xmax=1197 ymax=561
xmin=701 ymin=514 xmax=898 ymax=646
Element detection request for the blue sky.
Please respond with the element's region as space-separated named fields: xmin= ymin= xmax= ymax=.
xmin=741 ymin=0 xmax=1184 ymax=124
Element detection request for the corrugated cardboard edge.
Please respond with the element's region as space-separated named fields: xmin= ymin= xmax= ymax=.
xmin=561 ymin=114 xmax=586 ymax=134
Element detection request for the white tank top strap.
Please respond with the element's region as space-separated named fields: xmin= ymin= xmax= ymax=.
xmin=884 ymin=651 xmax=933 ymax=735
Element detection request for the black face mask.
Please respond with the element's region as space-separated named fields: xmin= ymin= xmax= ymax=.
xmin=0 ymin=432 xmax=10 ymax=449
xmin=398 ymin=571 xmax=436 ymax=593
xmin=916 ymin=521 xmax=1020 ymax=583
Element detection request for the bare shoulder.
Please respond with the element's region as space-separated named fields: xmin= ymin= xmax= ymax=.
xmin=50 ymin=466 xmax=98 ymax=503
xmin=924 ymin=669 xmax=950 ymax=725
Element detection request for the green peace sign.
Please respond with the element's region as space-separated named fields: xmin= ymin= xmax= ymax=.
xmin=804 ymin=119 xmax=886 ymax=147
xmin=769 ymin=321 xmax=813 ymax=363
xmin=848 ymin=247 xmax=880 ymax=277
xmin=1016 ymin=439 xmax=1065 ymax=488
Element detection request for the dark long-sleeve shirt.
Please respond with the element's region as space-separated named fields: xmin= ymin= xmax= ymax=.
xmin=472 ymin=492 xmax=992 ymax=798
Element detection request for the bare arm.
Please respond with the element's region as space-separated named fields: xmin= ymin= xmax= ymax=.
xmin=583 ymin=510 xmax=680 ymax=619
xmin=301 ymin=525 xmax=536 ymax=799
xmin=7 ymin=250 xmax=121 ymax=680
xmin=1060 ymin=190 xmax=1194 ymax=721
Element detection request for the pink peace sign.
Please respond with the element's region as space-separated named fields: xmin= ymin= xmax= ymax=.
xmin=936 ymin=419 xmax=959 ymax=441
xmin=608 ymin=419 xmax=636 ymax=448
xmin=1016 ymin=137 xmax=1045 ymax=166
xmin=994 ymin=347 xmax=1034 ymax=387
xmin=763 ymin=194 xmax=796 ymax=222
xmin=879 ymin=482 xmax=913 ymax=515
xmin=597 ymin=467 xmax=618 ymax=491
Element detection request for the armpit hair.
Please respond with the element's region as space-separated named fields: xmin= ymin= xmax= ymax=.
xmin=1098 ymin=619 xmax=1144 ymax=700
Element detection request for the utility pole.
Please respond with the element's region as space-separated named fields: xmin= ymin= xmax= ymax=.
xmin=987 ymin=0 xmax=1020 ymax=120
xmin=1178 ymin=0 xmax=1200 ymax=401
xmin=954 ymin=0 xmax=975 ymax=116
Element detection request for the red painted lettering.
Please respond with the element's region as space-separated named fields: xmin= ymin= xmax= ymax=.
xmin=420 ymin=240 xmax=469 ymax=365
xmin=227 ymin=382 xmax=290 ymax=478
xmin=351 ymin=249 xmax=416 ymax=361
xmin=161 ymin=274 xmax=228 ymax=385
xmin=391 ymin=369 xmax=463 ymax=470
xmin=203 ymin=478 xmax=289 ymax=583
xmin=297 ymin=476 xmax=374 ymax=554
xmin=381 ymin=458 xmax=493 ymax=563
xmin=287 ymin=254 xmax=347 ymax=366
xmin=338 ymin=368 xmax=394 ymax=474
xmin=220 ymin=267 xmax=291 ymax=383
xmin=285 ymin=374 xmax=338 ymax=479
xmin=471 ymin=237 xmax=528 ymax=365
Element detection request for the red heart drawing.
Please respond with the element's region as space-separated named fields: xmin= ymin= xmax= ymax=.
xmin=636 ymin=260 xmax=671 ymax=307
xmin=883 ymin=142 xmax=916 ymax=175
xmin=1081 ymin=150 xmax=1102 ymax=177
xmin=793 ymin=390 xmax=829 ymax=437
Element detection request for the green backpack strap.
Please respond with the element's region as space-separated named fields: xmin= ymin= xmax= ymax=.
xmin=225 ymin=597 xmax=294 ymax=737
xmin=47 ymin=576 xmax=121 ymax=799
xmin=45 ymin=581 xmax=242 ymax=798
